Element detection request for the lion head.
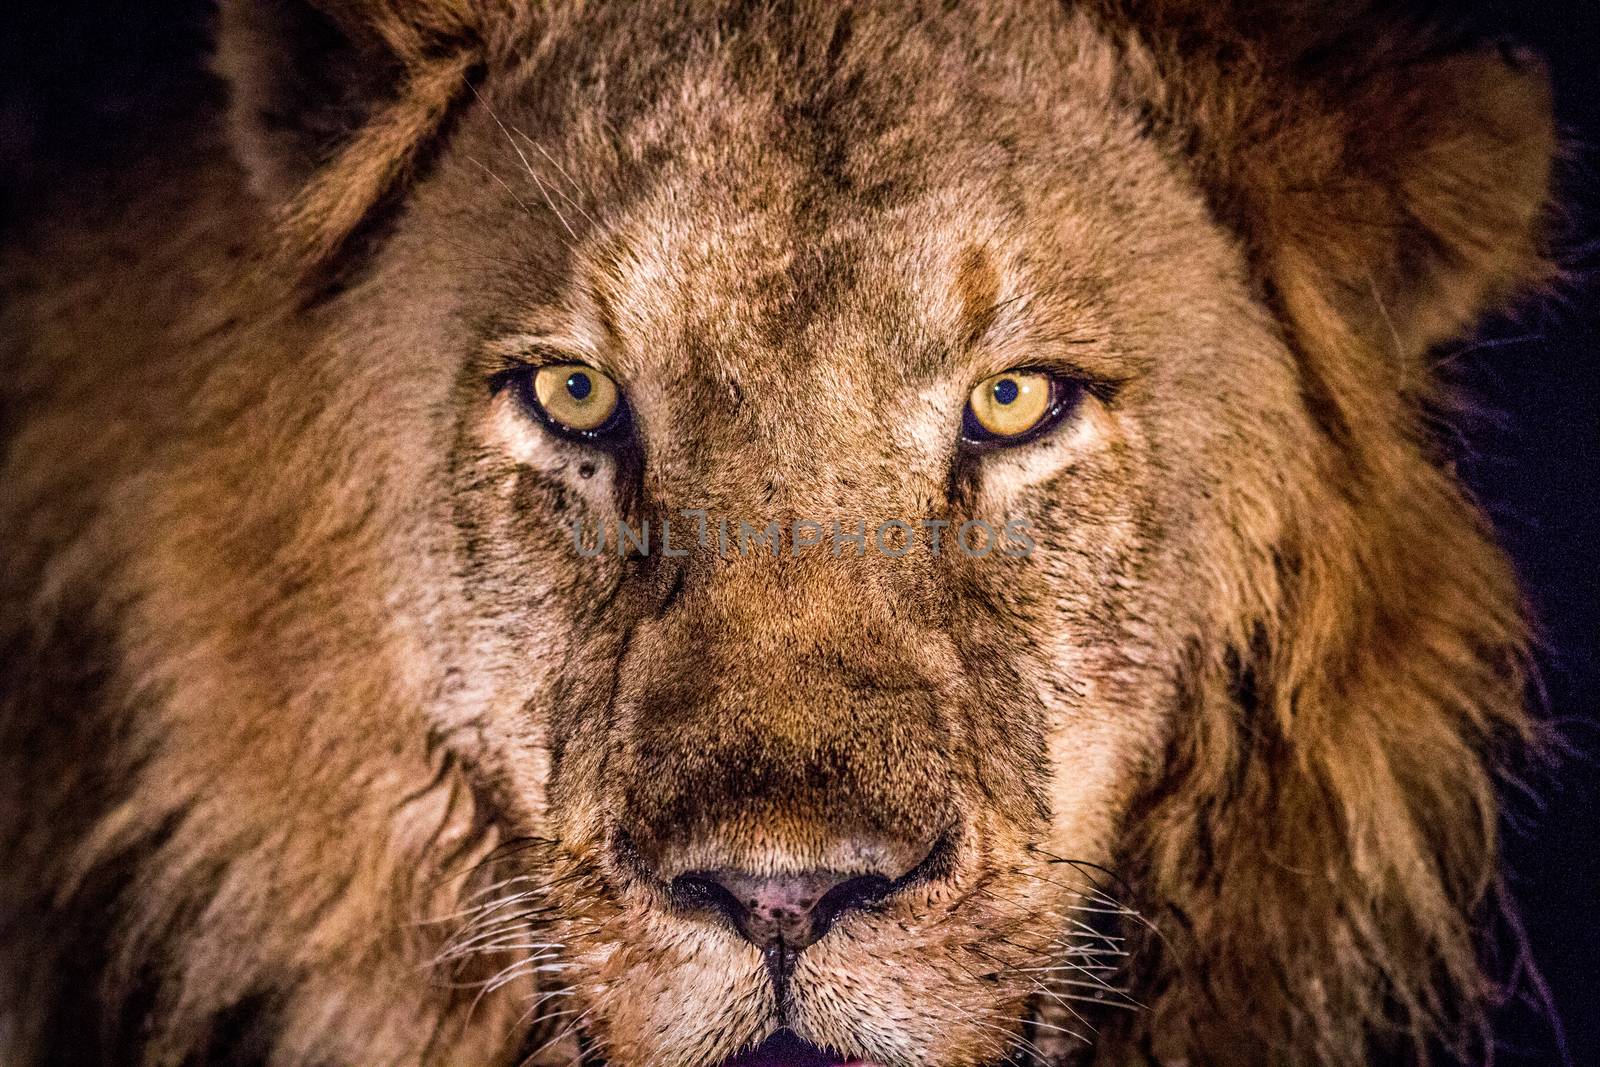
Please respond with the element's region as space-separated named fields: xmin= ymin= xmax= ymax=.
xmin=0 ymin=2 xmax=1555 ymax=1066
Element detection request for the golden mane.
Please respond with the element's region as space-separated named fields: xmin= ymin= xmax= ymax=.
xmin=1092 ymin=4 xmax=1551 ymax=1060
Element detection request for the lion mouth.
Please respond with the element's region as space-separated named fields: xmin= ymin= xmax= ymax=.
xmin=718 ymin=1030 xmax=879 ymax=1067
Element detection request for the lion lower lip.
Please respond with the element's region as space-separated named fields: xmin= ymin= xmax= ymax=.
xmin=718 ymin=1030 xmax=878 ymax=1067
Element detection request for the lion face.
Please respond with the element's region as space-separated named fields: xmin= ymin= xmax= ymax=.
xmin=370 ymin=8 xmax=1356 ymax=1066
xmin=0 ymin=2 xmax=1557 ymax=1066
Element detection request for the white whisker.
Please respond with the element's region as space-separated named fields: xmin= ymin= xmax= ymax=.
xmin=468 ymin=83 xmax=577 ymax=239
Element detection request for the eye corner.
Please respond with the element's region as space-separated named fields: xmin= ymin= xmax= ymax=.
xmin=486 ymin=365 xmax=524 ymax=397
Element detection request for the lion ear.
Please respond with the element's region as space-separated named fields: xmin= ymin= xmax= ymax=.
xmin=1267 ymin=47 xmax=1555 ymax=361
xmin=215 ymin=0 xmax=395 ymax=204
xmin=1132 ymin=13 xmax=1557 ymax=364
xmin=214 ymin=0 xmax=505 ymax=264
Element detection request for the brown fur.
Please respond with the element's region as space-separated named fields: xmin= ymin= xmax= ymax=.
xmin=0 ymin=3 xmax=1554 ymax=1066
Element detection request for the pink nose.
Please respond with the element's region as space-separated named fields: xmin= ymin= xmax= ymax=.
xmin=670 ymin=867 xmax=894 ymax=950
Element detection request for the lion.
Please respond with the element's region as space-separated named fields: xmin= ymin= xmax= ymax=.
xmin=0 ymin=1 xmax=1556 ymax=1065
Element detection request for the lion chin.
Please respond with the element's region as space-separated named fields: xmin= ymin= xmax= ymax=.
xmin=0 ymin=1 xmax=1556 ymax=1066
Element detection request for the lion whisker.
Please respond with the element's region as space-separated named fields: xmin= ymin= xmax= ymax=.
xmin=434 ymin=916 xmax=545 ymax=962
xmin=470 ymin=156 xmax=540 ymax=224
xmin=519 ymin=999 xmax=609 ymax=1067
xmin=433 ymin=942 xmax=563 ymax=967
xmin=447 ymin=895 xmax=545 ymax=931
xmin=463 ymin=870 xmax=558 ymax=901
xmin=1037 ymin=976 xmax=1145 ymax=1010
xmin=1032 ymin=991 xmax=1143 ymax=1013
xmin=927 ymin=997 xmax=1060 ymax=1066
xmin=1009 ymin=866 xmax=1138 ymax=915
xmin=485 ymin=962 xmax=572 ymax=997
xmin=512 ymin=131 xmax=600 ymax=229
xmin=958 ymin=945 xmax=1098 ymax=1037
xmin=467 ymin=82 xmax=578 ymax=240
xmin=1027 ymin=955 xmax=1132 ymax=985
xmin=1059 ymin=902 xmax=1138 ymax=916
xmin=464 ymin=951 xmax=575 ymax=1022
xmin=419 ymin=878 xmax=556 ymax=926
xmin=993 ymin=1014 xmax=1090 ymax=1043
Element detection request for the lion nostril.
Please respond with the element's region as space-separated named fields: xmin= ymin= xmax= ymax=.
xmin=669 ymin=867 xmax=897 ymax=951
xmin=667 ymin=871 xmax=749 ymax=931
xmin=808 ymin=872 xmax=894 ymax=934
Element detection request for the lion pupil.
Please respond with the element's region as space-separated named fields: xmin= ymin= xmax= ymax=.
xmin=993 ymin=377 xmax=1019 ymax=405
xmin=566 ymin=372 xmax=593 ymax=401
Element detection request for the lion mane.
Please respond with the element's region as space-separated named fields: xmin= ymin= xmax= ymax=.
xmin=0 ymin=2 xmax=1553 ymax=1066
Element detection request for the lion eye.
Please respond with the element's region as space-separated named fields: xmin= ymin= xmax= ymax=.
xmin=963 ymin=369 xmax=1063 ymax=443
xmin=526 ymin=363 xmax=623 ymax=436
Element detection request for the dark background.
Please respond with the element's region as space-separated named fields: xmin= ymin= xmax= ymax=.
xmin=1451 ymin=4 xmax=1599 ymax=1063
xmin=1 ymin=1 xmax=1595 ymax=1063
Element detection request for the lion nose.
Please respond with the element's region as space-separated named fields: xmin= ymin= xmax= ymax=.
xmin=668 ymin=867 xmax=897 ymax=951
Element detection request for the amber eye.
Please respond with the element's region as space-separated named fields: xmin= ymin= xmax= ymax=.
xmin=964 ymin=369 xmax=1062 ymax=443
xmin=526 ymin=363 xmax=623 ymax=435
